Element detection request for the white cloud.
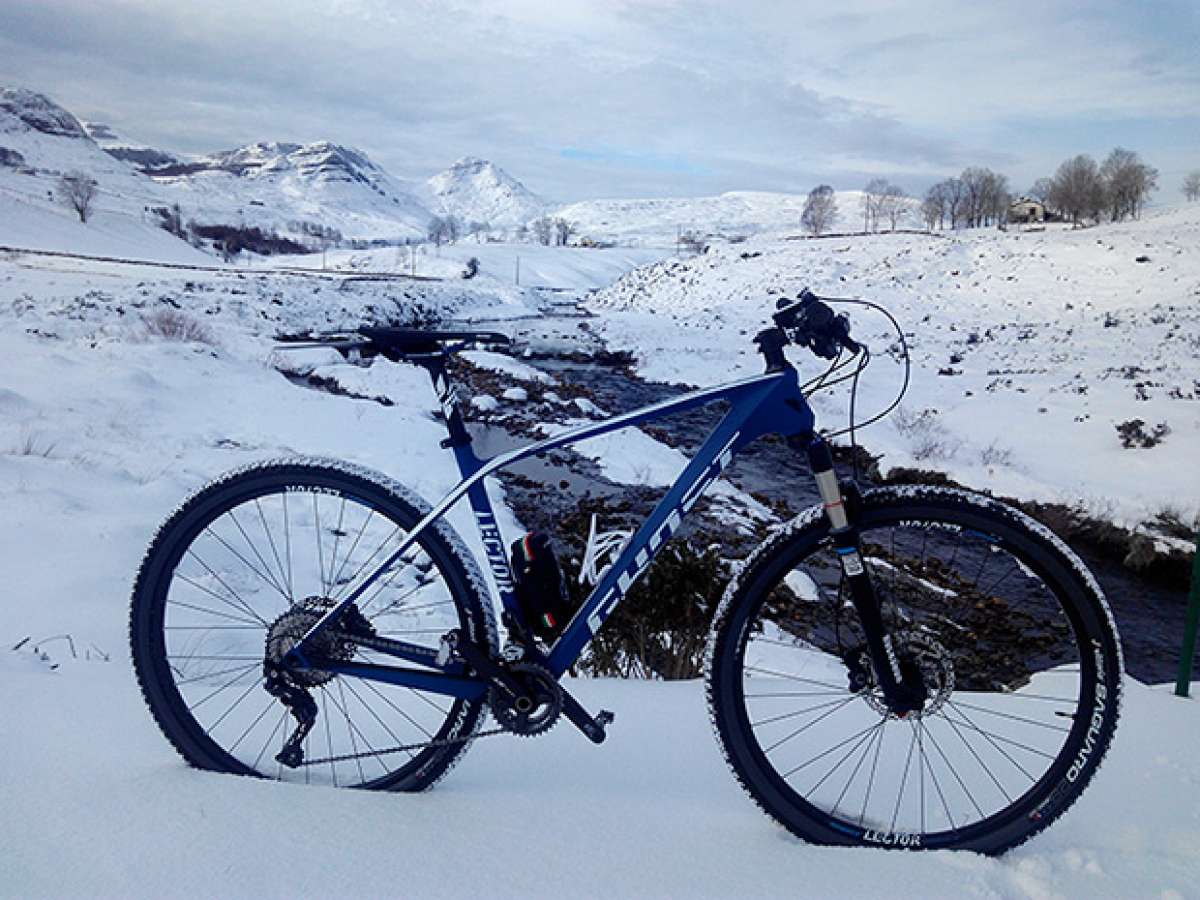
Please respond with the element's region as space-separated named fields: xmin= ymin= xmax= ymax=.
xmin=0 ymin=0 xmax=1195 ymax=199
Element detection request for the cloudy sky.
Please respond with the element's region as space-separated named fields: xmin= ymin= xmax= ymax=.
xmin=2 ymin=0 xmax=1197 ymax=201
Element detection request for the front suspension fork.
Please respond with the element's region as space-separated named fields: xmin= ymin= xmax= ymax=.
xmin=799 ymin=436 xmax=922 ymax=715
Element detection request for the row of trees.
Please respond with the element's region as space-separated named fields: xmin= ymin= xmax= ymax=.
xmin=1028 ymin=149 xmax=1158 ymax=225
xmin=920 ymin=167 xmax=1011 ymax=231
xmin=428 ymin=215 xmax=494 ymax=246
xmin=528 ymin=216 xmax=577 ymax=246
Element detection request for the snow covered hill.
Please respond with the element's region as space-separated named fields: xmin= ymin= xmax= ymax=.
xmin=148 ymin=140 xmax=433 ymax=241
xmin=555 ymin=189 xmax=867 ymax=246
xmin=422 ymin=156 xmax=547 ymax=228
xmin=587 ymin=204 xmax=1200 ymax=533
xmin=82 ymin=120 xmax=181 ymax=171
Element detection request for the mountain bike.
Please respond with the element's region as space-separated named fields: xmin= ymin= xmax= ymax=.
xmin=129 ymin=290 xmax=1122 ymax=854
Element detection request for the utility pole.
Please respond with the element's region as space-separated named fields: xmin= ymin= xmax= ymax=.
xmin=1175 ymin=533 xmax=1200 ymax=698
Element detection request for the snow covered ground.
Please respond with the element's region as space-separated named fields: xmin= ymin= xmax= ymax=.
xmin=555 ymin=189 xmax=869 ymax=247
xmin=4 ymin=641 xmax=1199 ymax=898
xmin=276 ymin=240 xmax=668 ymax=293
xmin=587 ymin=204 xmax=1200 ymax=536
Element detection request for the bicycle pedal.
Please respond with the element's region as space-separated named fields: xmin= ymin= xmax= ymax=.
xmin=595 ymin=709 xmax=615 ymax=727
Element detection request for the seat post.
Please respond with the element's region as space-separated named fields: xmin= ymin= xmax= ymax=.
xmin=418 ymin=356 xmax=473 ymax=451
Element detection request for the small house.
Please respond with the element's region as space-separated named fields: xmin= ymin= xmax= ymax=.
xmin=1009 ymin=197 xmax=1046 ymax=223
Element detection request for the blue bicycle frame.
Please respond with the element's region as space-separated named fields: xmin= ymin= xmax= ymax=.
xmin=286 ymin=354 xmax=821 ymax=707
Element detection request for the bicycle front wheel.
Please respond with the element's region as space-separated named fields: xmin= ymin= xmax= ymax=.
xmin=130 ymin=457 xmax=497 ymax=791
xmin=706 ymin=485 xmax=1121 ymax=854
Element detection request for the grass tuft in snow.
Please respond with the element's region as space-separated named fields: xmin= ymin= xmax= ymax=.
xmin=141 ymin=308 xmax=216 ymax=345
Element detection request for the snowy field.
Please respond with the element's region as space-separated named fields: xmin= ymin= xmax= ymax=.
xmin=4 ymin=648 xmax=1199 ymax=899
xmin=588 ymin=204 xmax=1200 ymax=537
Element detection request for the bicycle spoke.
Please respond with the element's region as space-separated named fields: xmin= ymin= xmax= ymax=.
xmin=762 ymin=696 xmax=859 ymax=753
xmin=226 ymin=508 xmax=290 ymax=602
xmin=751 ymin=696 xmax=857 ymax=728
xmin=342 ymin=678 xmax=417 ymax=762
xmin=174 ymin=568 xmax=267 ymax=626
xmin=923 ymin=719 xmax=985 ymax=820
xmin=183 ymin=551 xmax=270 ymax=626
xmin=327 ymin=497 xmax=348 ymax=595
xmin=743 ymin=665 xmax=847 ymax=692
xmin=166 ymin=594 xmax=260 ymax=627
xmin=313 ymin=494 xmax=327 ymax=596
xmin=918 ymin=720 xmax=958 ymax=833
xmin=328 ymin=506 xmax=375 ymax=593
xmin=890 ymin=723 xmax=918 ymax=832
xmin=857 ymin=715 xmax=886 ymax=827
xmin=951 ymin=698 xmax=1070 ymax=733
xmin=229 ymin=697 xmax=277 ymax=754
xmin=254 ymin=498 xmax=291 ymax=600
xmin=202 ymin=525 xmax=290 ymax=605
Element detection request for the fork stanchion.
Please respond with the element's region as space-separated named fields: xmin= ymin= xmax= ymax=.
xmin=1174 ymin=533 xmax=1200 ymax=699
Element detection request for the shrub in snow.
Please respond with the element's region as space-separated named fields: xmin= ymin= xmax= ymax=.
xmin=1115 ymin=418 xmax=1169 ymax=449
xmin=10 ymin=430 xmax=57 ymax=458
xmin=461 ymin=257 xmax=480 ymax=279
xmin=978 ymin=441 xmax=1014 ymax=468
xmin=892 ymin=406 xmax=960 ymax=461
xmin=142 ymin=309 xmax=216 ymax=345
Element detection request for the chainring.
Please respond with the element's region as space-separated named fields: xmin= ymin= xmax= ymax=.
xmin=488 ymin=662 xmax=563 ymax=737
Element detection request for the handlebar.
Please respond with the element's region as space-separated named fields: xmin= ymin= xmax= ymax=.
xmin=771 ymin=289 xmax=860 ymax=359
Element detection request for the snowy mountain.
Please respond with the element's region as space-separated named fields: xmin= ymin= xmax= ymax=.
xmin=554 ymin=189 xmax=867 ymax=246
xmin=147 ymin=140 xmax=433 ymax=241
xmin=423 ymin=156 xmax=547 ymax=228
xmin=82 ymin=120 xmax=180 ymax=171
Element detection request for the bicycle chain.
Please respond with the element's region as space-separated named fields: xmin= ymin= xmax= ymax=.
xmin=298 ymin=722 xmax=510 ymax=767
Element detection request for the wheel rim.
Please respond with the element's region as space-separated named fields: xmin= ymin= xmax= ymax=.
xmin=732 ymin=513 xmax=1098 ymax=847
xmin=152 ymin=479 xmax=475 ymax=788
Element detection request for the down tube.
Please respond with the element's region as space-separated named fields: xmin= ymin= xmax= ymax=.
xmin=545 ymin=376 xmax=790 ymax=676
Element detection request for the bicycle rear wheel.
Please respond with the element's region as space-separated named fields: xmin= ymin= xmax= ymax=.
xmin=130 ymin=457 xmax=497 ymax=790
xmin=706 ymin=485 xmax=1121 ymax=854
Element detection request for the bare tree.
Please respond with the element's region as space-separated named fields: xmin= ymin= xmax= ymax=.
xmin=800 ymin=184 xmax=838 ymax=236
xmin=1028 ymin=177 xmax=1053 ymax=204
xmin=860 ymin=178 xmax=889 ymax=232
xmin=445 ymin=215 xmax=461 ymax=244
xmin=1184 ymin=171 xmax=1200 ymax=202
xmin=942 ymin=177 xmax=966 ymax=228
xmin=531 ymin=216 xmax=554 ymax=246
xmin=427 ymin=215 xmax=449 ymax=246
xmin=57 ymin=171 xmax=98 ymax=223
xmin=553 ymin=218 xmax=576 ymax=246
xmin=1048 ymin=155 xmax=1106 ymax=226
xmin=467 ymin=220 xmax=490 ymax=243
xmin=1100 ymin=147 xmax=1158 ymax=221
xmin=920 ymin=186 xmax=944 ymax=231
xmin=879 ymin=183 xmax=908 ymax=231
